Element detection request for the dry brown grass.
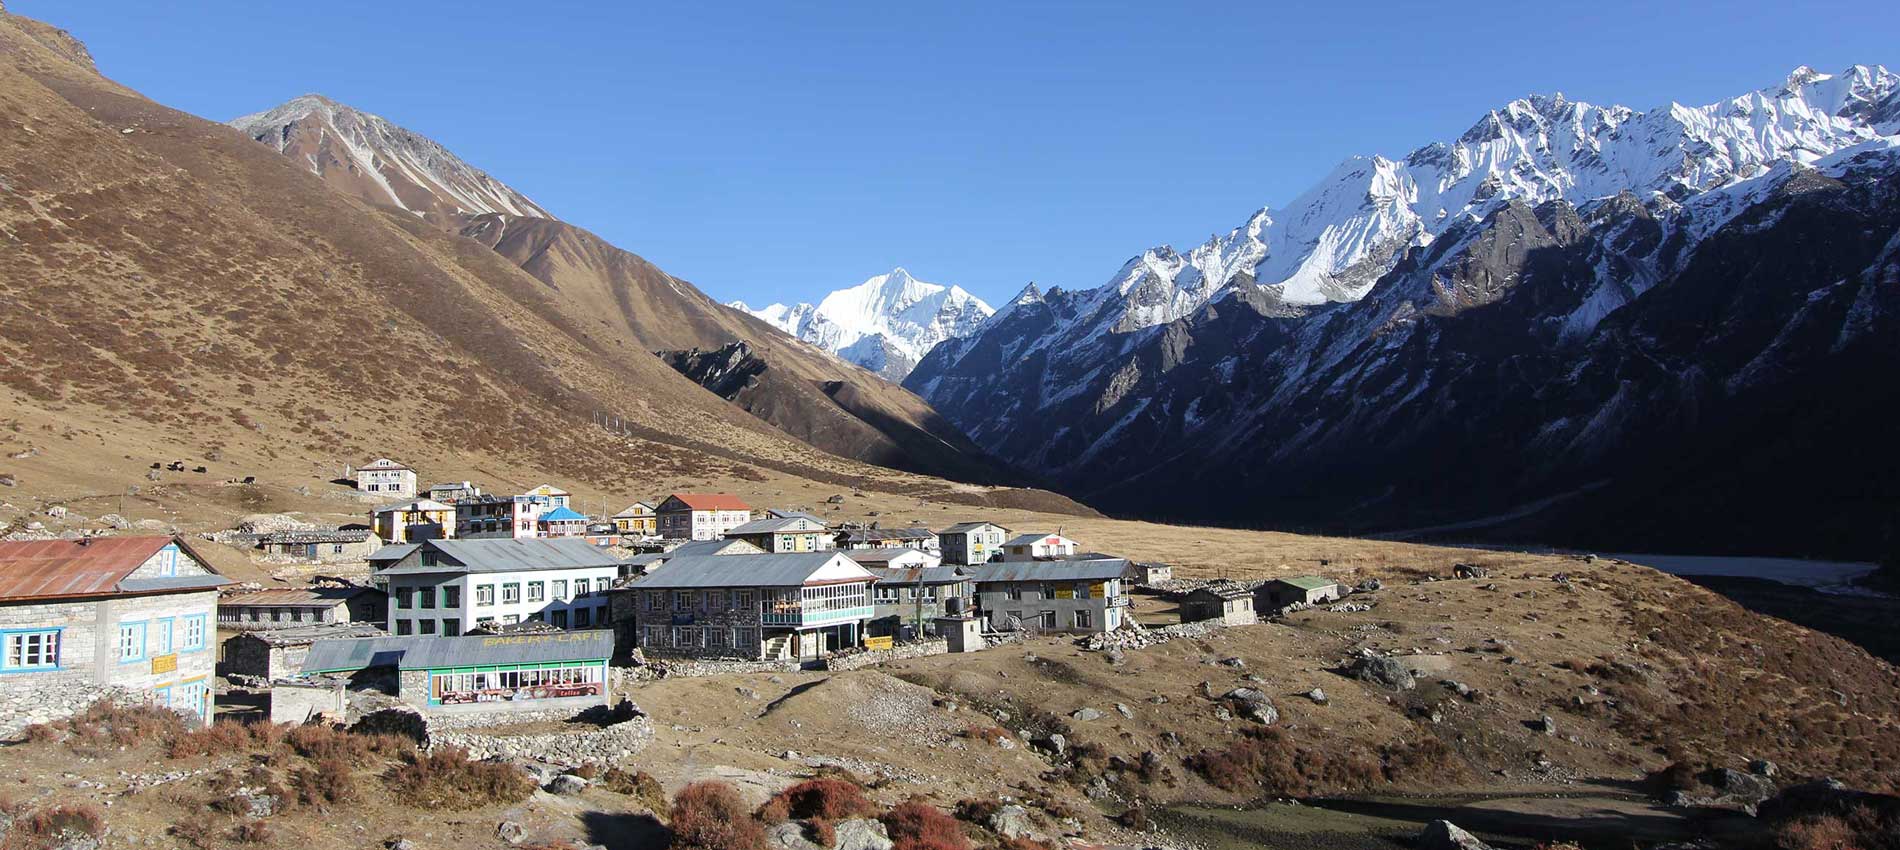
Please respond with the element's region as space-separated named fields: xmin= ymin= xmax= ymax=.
xmin=756 ymin=778 xmax=877 ymax=823
xmin=381 ymin=746 xmax=532 ymax=810
xmin=880 ymin=800 xmax=968 ymax=850
xmin=669 ymin=781 xmax=765 ymax=850
xmin=2 ymin=801 xmax=107 ymax=850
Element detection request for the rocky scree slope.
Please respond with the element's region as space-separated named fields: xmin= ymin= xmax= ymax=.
xmin=908 ymin=65 xmax=1900 ymax=558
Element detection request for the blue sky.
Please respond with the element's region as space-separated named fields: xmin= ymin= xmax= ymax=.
xmin=17 ymin=0 xmax=1896 ymax=307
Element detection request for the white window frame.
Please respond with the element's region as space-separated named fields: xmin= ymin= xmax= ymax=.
xmin=3 ymin=630 xmax=61 ymax=671
xmin=117 ymin=621 xmax=147 ymax=663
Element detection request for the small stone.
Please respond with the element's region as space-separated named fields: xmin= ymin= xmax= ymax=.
xmin=1071 ymin=707 xmax=1103 ymax=722
xmin=1305 ymin=688 xmax=1328 ymax=704
xmin=1114 ymin=703 xmax=1133 ymax=719
xmin=545 ymin=774 xmax=589 ymax=795
xmin=496 ymin=822 xmax=527 ymax=845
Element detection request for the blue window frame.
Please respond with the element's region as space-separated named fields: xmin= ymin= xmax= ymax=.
xmin=180 ymin=614 xmax=207 ymax=652
xmin=1 ymin=628 xmax=63 ymax=672
xmin=154 ymin=617 xmax=174 ymax=655
xmin=118 ymin=621 xmax=147 ymax=663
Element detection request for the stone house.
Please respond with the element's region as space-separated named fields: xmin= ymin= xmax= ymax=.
xmin=621 ymin=538 xmax=763 ymax=578
xmin=628 ymin=552 xmax=875 ymax=661
xmin=970 ymin=559 xmax=1129 ymax=634
xmin=257 ymin=529 xmax=381 ymax=563
xmin=1125 ymin=561 xmax=1173 ymax=585
xmin=376 ymin=538 xmax=624 ymax=636
xmin=427 ymin=481 xmax=483 ymax=503
xmin=300 ymin=629 xmax=613 ymax=716
xmin=724 ymin=515 xmax=833 ymax=553
xmin=611 ymin=502 xmax=657 ymax=536
xmin=656 ymin=494 xmax=753 ymax=541
xmin=937 ymin=521 xmax=1011 ymax=565
xmin=218 ymin=582 xmax=386 ymax=631
xmin=372 ymin=498 xmax=456 ymax=544
xmin=354 ymin=458 xmax=417 ymax=498
xmin=221 ymin=621 xmax=385 ymax=680
xmin=836 ymin=526 xmax=939 ymax=553
xmin=1180 ymin=583 xmax=1257 ymax=626
xmin=0 ymin=536 xmax=230 ymax=734
xmin=865 ymin=565 xmax=974 ymax=639
xmin=998 ymin=533 xmax=1080 ymax=561
xmin=1257 ymin=576 xmax=1344 ymax=609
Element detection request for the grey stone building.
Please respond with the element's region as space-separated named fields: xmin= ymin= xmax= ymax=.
xmin=221 ymin=621 xmax=386 ymax=680
xmin=969 ymin=559 xmax=1130 ymax=635
xmin=627 ymin=552 xmax=875 ymax=661
xmin=1257 ymin=576 xmax=1344 ymax=609
xmin=865 ymin=565 xmax=974 ymax=639
xmin=256 ymin=529 xmax=382 ymax=563
xmin=1180 ymin=582 xmax=1257 ymax=626
xmin=218 ymin=582 xmax=386 ymax=631
xmin=0 ymin=536 xmax=230 ymax=735
xmin=299 ymin=629 xmax=613 ymax=716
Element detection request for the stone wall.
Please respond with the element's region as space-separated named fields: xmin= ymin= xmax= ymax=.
xmin=0 ymin=590 xmax=219 ymax=733
xmin=642 ymin=656 xmax=802 ymax=678
xmin=430 ymin=716 xmax=654 ymax=767
xmin=0 ymin=681 xmax=139 ymax=739
xmin=269 ymin=680 xmax=345 ymax=724
xmin=822 ymin=639 xmax=948 ymax=671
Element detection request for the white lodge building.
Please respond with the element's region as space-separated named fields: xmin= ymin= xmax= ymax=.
xmin=629 ymin=552 xmax=874 ymax=661
xmin=0 ymin=536 xmax=230 ymax=735
xmin=374 ymin=539 xmax=624 ymax=636
xmin=354 ymin=458 xmax=418 ymax=498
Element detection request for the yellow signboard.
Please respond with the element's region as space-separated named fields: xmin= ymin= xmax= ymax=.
xmin=150 ymin=653 xmax=178 ymax=675
xmin=863 ymin=636 xmax=894 ymax=651
xmin=1054 ymin=588 xmax=1075 ymax=599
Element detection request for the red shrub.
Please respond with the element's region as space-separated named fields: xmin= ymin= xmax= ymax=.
xmin=758 ymin=779 xmax=876 ymax=823
xmin=383 ymin=746 xmax=532 ymax=810
xmin=881 ymin=800 xmax=968 ymax=850
xmin=670 ymin=781 xmax=766 ymax=850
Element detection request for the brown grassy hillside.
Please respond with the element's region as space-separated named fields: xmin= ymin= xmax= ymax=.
xmin=0 ymin=9 xmax=1079 ymax=524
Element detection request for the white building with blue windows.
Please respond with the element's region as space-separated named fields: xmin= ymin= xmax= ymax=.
xmin=0 ymin=536 xmax=229 ymax=736
xmin=374 ymin=538 xmax=625 ymax=636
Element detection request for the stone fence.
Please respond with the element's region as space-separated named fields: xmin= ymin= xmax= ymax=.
xmin=0 ymin=681 xmax=143 ymax=739
xmin=822 ymin=639 xmax=948 ymax=671
xmin=636 ymin=657 xmax=803 ymax=679
xmin=430 ymin=715 xmax=654 ymax=767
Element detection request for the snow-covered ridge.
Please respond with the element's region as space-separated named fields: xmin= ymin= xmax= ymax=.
xmin=730 ymin=267 xmax=994 ymax=381
xmin=982 ymin=64 xmax=1898 ymax=347
xmin=230 ymin=94 xmax=552 ymax=220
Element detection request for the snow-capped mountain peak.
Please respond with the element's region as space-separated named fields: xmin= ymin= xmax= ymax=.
xmin=731 ymin=268 xmax=994 ymax=381
xmin=230 ymin=94 xmax=551 ymax=220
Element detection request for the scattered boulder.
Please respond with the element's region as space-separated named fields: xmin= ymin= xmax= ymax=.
xmin=496 ymin=821 xmax=527 ymax=845
xmin=1357 ymin=578 xmax=1383 ymax=592
xmin=1418 ymin=820 xmax=1495 ymax=850
xmin=1218 ymin=656 xmax=1246 ymax=669
xmin=1532 ymin=715 xmax=1557 ymax=736
xmin=1305 ymin=688 xmax=1328 ymax=704
xmin=987 ymin=805 xmax=1035 ymax=839
xmin=44 ymin=505 xmax=67 ymax=519
xmin=1452 ymin=563 xmax=1491 ymax=580
xmin=387 ymin=840 xmax=417 ymax=850
xmin=1114 ymin=703 xmax=1134 ymax=719
xmin=831 ymin=819 xmax=894 ymax=850
xmin=1352 ymin=656 xmax=1417 ymax=691
xmin=1104 ymin=647 xmax=1126 ymax=666
xmin=545 ymin=774 xmax=589 ymax=795
xmin=1748 ymin=759 xmax=1778 ymax=778
xmin=1070 ymin=707 xmax=1103 ymax=722
xmin=1033 ymin=733 xmax=1067 ymax=757
xmin=0 ymin=474 xmax=14 ymax=488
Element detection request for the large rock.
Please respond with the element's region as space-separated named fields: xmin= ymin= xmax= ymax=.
xmin=987 ymin=805 xmax=1035 ymax=839
xmin=768 ymin=820 xmax=893 ymax=850
xmin=545 ymin=774 xmax=589 ymax=795
xmin=1417 ymin=820 xmax=1496 ymax=850
xmin=1353 ymin=656 xmax=1417 ymax=691
xmin=496 ymin=821 xmax=527 ymax=845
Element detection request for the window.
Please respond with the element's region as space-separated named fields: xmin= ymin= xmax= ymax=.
xmin=419 ymin=586 xmax=436 ymax=609
xmin=551 ymin=609 xmax=568 ymax=628
xmin=418 ymin=619 xmax=437 ymax=635
xmin=475 ymin=585 xmax=494 ymax=606
xmin=734 ymin=590 xmax=754 ymax=608
xmin=396 ymin=587 xmax=414 ymax=609
xmin=574 ymin=578 xmax=591 ymax=597
xmin=117 ymin=621 xmax=146 ymax=662
xmin=1039 ymin=611 xmax=1057 ymax=629
xmin=501 ymin=583 xmax=521 ymax=604
xmin=502 ymin=614 xmax=519 ymax=625
xmin=173 ymin=679 xmax=209 ymax=718
xmin=707 ymin=590 xmax=726 ymax=608
xmin=875 ymin=585 xmax=898 ymax=603
xmin=673 ymin=591 xmax=691 ymax=610
xmin=154 ymin=617 xmax=174 ymax=655
xmin=646 ymin=592 xmax=662 ymax=611
xmin=552 ymin=580 xmax=568 ymax=600
xmin=1005 ymin=586 xmax=1022 ymax=601
xmin=476 ymin=616 xmax=495 ymax=626
xmin=1074 ymin=582 xmax=1090 ymax=599
xmin=3 ymin=630 xmax=60 ymax=670
xmin=444 ymin=585 xmax=461 ymax=608
xmin=396 ymin=619 xmax=413 ymax=635
xmin=443 ymin=618 xmax=461 ymax=636
xmin=921 ymin=587 xmax=938 ymax=602
xmin=527 ymin=581 xmax=545 ymax=602
xmin=1074 ymin=609 xmax=1092 ymax=629
xmin=574 ymin=607 xmax=591 ymax=628
xmin=332 ymin=543 xmax=345 ymax=554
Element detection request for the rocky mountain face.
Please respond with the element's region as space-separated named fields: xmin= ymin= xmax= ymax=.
xmin=733 ymin=268 xmax=993 ymax=381
xmin=908 ymin=66 xmax=1900 ymax=558
xmin=230 ymin=94 xmax=552 ymax=221
xmin=226 ymin=97 xmax=1018 ymax=485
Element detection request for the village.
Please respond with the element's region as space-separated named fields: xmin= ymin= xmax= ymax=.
xmin=0 ymin=457 xmax=1360 ymax=740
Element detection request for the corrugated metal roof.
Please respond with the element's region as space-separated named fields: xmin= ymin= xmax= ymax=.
xmin=372 ymin=498 xmax=454 ymax=515
xmin=839 ymin=527 xmax=935 ymax=543
xmin=628 ymin=552 xmax=870 ymax=589
xmin=222 ymin=585 xmax=379 ymax=607
xmin=939 ymin=521 xmax=1008 ymax=534
xmin=865 ymin=566 xmax=970 ymax=585
xmin=539 ymin=507 xmax=587 ymax=522
xmin=0 ymin=536 xmax=227 ymax=601
xmin=612 ymin=502 xmax=655 ymax=518
xmin=663 ymin=493 xmax=750 ymax=511
xmin=845 ymin=548 xmax=940 ymax=566
xmin=260 ymin=529 xmax=374 ymax=545
xmin=1270 ymin=575 xmax=1339 ymax=591
xmin=301 ymin=629 xmax=614 ymax=673
xmin=1186 ymin=582 xmax=1252 ymax=600
xmin=236 ymin=621 xmax=387 ymax=646
xmin=118 ymin=576 xmax=231 ymax=594
xmin=378 ymin=538 xmax=624 ymax=576
xmin=368 ymin=544 xmax=417 ymax=563
xmin=970 ymin=559 xmax=1128 ymax=583
xmin=1003 ymin=533 xmax=1071 ymax=548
